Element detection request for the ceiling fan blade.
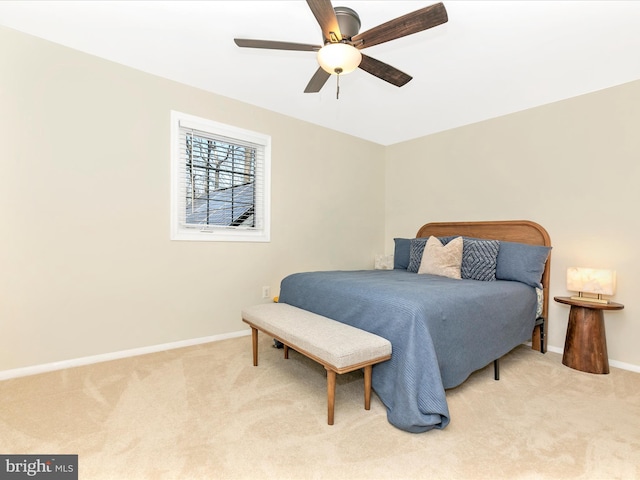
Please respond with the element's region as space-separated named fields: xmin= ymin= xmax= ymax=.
xmin=306 ymin=0 xmax=342 ymax=43
xmin=304 ymin=67 xmax=331 ymax=93
xmin=352 ymin=2 xmax=448 ymax=49
xmin=358 ymin=54 xmax=412 ymax=87
xmin=234 ymin=39 xmax=321 ymax=52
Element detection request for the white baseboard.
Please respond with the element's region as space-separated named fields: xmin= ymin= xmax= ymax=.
xmin=4 ymin=333 xmax=638 ymax=381
xmin=542 ymin=345 xmax=640 ymax=374
xmin=609 ymin=358 xmax=640 ymax=373
xmin=545 ymin=345 xmax=563 ymax=355
xmin=0 ymin=329 xmax=252 ymax=381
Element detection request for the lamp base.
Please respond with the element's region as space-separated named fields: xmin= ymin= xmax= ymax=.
xmin=570 ymin=295 xmax=609 ymax=305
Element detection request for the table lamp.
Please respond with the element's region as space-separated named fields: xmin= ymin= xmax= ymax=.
xmin=566 ymin=267 xmax=616 ymax=304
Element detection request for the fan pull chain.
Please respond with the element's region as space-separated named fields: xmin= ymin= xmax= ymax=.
xmin=334 ymin=67 xmax=343 ymax=100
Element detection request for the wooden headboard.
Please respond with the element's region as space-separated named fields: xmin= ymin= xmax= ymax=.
xmin=416 ymin=220 xmax=551 ymax=353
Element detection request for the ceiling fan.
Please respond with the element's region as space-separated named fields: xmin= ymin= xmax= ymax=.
xmin=234 ymin=0 xmax=448 ymax=95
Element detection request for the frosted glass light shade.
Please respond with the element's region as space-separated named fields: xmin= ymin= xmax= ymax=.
xmin=567 ymin=267 xmax=616 ymax=296
xmin=317 ymin=43 xmax=362 ymax=75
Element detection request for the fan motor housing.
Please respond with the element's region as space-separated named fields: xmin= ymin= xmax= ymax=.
xmin=334 ymin=6 xmax=361 ymax=39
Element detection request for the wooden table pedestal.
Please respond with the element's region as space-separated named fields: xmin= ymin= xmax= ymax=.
xmin=555 ymin=296 xmax=624 ymax=375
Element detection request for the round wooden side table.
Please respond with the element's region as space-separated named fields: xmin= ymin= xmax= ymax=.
xmin=554 ymin=296 xmax=624 ymax=374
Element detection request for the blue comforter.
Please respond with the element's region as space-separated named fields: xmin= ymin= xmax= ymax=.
xmin=278 ymin=269 xmax=537 ymax=433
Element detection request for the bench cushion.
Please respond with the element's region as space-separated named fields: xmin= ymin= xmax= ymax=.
xmin=242 ymin=303 xmax=391 ymax=370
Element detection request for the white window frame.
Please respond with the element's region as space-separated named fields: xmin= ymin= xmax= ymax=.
xmin=170 ymin=110 xmax=271 ymax=242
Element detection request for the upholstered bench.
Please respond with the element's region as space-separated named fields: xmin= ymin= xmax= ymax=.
xmin=241 ymin=303 xmax=392 ymax=425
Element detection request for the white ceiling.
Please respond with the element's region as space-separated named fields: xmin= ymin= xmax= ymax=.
xmin=2 ymin=1 xmax=640 ymax=145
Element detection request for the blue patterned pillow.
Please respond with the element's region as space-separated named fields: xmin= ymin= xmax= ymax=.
xmin=460 ymin=238 xmax=500 ymax=281
xmin=440 ymin=236 xmax=500 ymax=281
xmin=407 ymin=237 xmax=428 ymax=273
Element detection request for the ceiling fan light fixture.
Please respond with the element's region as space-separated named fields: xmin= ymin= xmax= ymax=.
xmin=317 ymin=43 xmax=362 ymax=75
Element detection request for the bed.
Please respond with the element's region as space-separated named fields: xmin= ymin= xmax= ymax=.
xmin=278 ymin=220 xmax=552 ymax=433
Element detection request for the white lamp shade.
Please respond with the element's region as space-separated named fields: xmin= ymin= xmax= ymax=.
xmin=317 ymin=43 xmax=362 ymax=75
xmin=566 ymin=267 xmax=616 ymax=296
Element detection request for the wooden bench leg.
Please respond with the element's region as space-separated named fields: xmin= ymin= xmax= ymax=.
xmin=283 ymin=344 xmax=289 ymax=359
xmin=364 ymin=365 xmax=372 ymax=410
xmin=327 ymin=369 xmax=336 ymax=425
xmin=251 ymin=326 xmax=258 ymax=366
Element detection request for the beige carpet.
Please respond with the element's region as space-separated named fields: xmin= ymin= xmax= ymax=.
xmin=1 ymin=335 xmax=639 ymax=480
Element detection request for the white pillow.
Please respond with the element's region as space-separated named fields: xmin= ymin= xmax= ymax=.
xmin=418 ymin=236 xmax=463 ymax=279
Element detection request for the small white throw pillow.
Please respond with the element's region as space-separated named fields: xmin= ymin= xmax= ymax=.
xmin=418 ymin=236 xmax=463 ymax=279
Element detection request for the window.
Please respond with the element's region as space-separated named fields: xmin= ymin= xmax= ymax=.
xmin=171 ymin=111 xmax=271 ymax=242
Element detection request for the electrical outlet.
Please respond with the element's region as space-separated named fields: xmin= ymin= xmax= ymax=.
xmin=262 ymin=286 xmax=270 ymax=299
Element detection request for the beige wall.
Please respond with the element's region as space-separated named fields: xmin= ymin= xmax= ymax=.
xmin=385 ymin=79 xmax=640 ymax=367
xmin=2 ymin=25 xmax=639 ymax=373
xmin=0 ymin=27 xmax=386 ymax=371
